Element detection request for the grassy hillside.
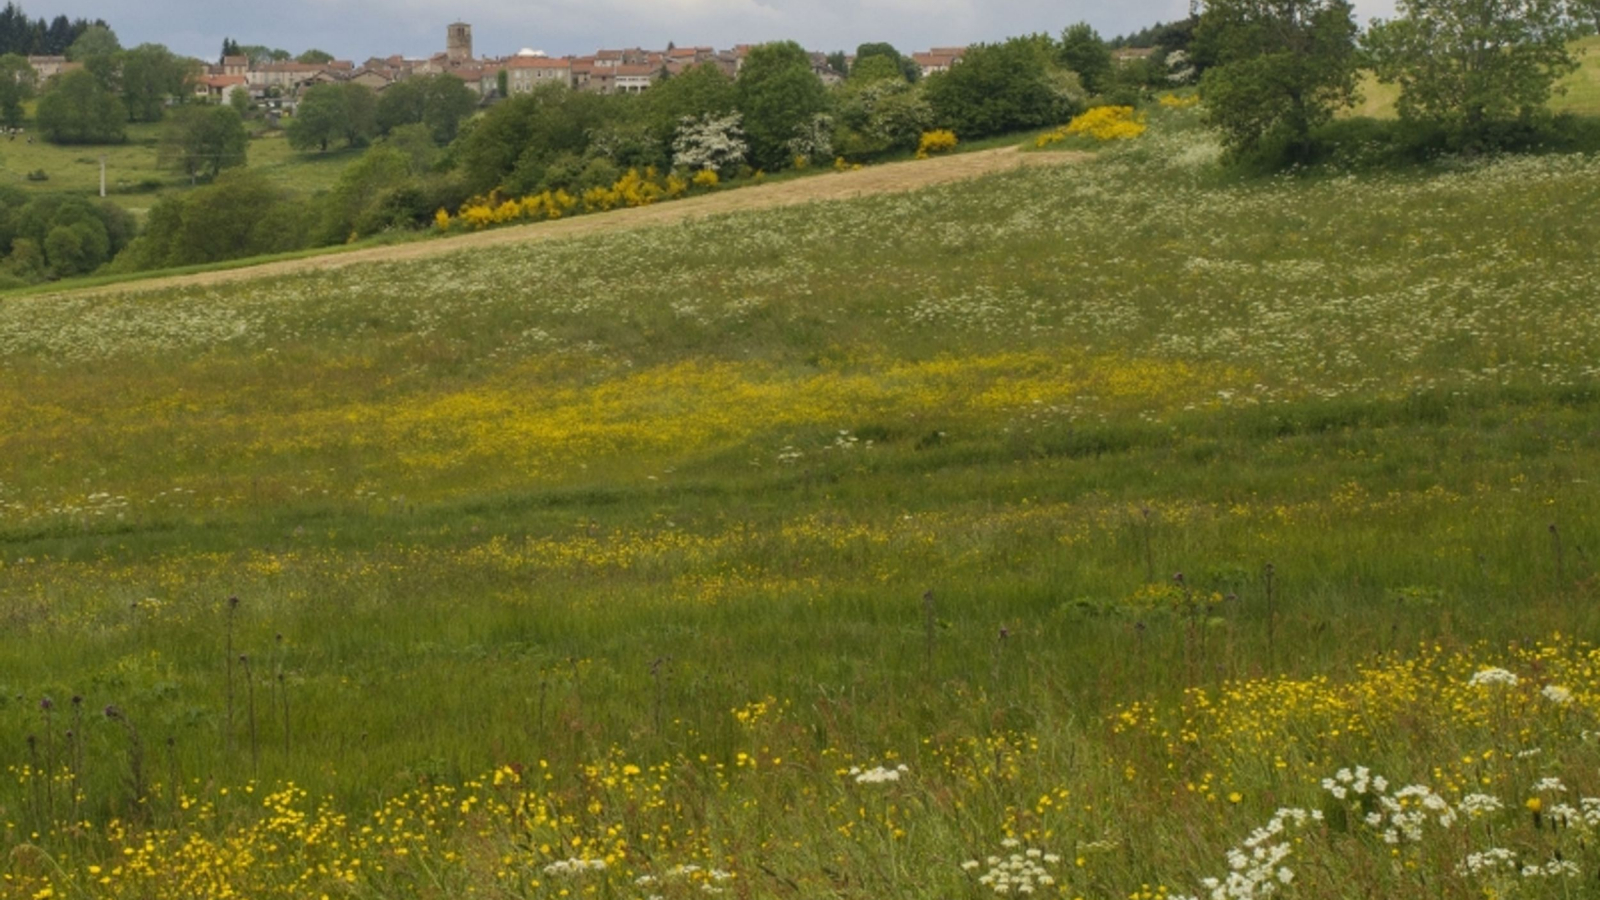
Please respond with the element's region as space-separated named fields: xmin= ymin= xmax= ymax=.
xmin=2 ymin=107 xmax=1600 ymax=898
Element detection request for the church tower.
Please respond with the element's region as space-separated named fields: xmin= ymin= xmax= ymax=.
xmin=447 ymin=22 xmax=473 ymax=63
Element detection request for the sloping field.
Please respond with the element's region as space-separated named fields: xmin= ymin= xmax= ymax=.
xmin=3 ymin=110 xmax=1600 ymax=899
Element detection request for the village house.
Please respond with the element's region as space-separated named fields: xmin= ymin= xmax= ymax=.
xmin=612 ymin=64 xmax=660 ymax=94
xmin=912 ymin=48 xmax=965 ymax=78
xmin=26 ymin=55 xmax=77 ymax=81
xmin=194 ymin=73 xmax=249 ymax=104
xmin=505 ymin=52 xmax=573 ymax=93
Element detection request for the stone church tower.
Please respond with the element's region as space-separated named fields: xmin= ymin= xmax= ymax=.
xmin=447 ymin=22 xmax=473 ymax=63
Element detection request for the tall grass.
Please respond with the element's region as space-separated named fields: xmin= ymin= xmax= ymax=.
xmin=1 ymin=104 xmax=1599 ymax=898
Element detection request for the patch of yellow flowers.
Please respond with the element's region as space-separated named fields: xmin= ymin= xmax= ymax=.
xmin=916 ymin=129 xmax=959 ymax=159
xmin=1037 ymin=106 xmax=1148 ymax=147
xmin=436 ymin=167 xmax=697 ymax=232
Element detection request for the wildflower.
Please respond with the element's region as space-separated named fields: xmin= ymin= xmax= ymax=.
xmin=1542 ymin=684 xmax=1573 ymax=705
xmin=1468 ymin=667 xmax=1519 ymax=687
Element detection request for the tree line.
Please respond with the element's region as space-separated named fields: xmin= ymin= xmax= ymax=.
xmin=1195 ymin=0 xmax=1600 ymax=165
xmin=0 ymin=2 xmax=104 ymax=56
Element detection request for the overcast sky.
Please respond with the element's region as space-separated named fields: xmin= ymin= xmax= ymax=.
xmin=43 ymin=0 xmax=1399 ymax=62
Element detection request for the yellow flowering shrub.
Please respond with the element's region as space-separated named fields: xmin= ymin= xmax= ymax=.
xmin=433 ymin=208 xmax=451 ymax=232
xmin=916 ymin=129 xmax=959 ymax=159
xmin=1158 ymin=93 xmax=1201 ymax=109
xmin=692 ymin=169 xmax=720 ymax=188
xmin=1036 ymin=106 xmax=1148 ymax=147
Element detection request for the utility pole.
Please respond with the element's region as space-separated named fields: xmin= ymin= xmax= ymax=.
xmin=99 ymin=155 xmax=106 ymax=198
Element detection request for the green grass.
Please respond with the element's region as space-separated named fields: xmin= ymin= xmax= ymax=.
xmin=2 ymin=104 xmax=1600 ymax=898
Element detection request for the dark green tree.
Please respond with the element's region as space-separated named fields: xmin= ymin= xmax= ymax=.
xmin=642 ymin=61 xmax=736 ymax=144
xmin=296 ymin=48 xmax=334 ymax=64
xmin=65 ymin=23 xmax=119 ymax=88
xmin=36 ymin=68 xmax=126 ymax=143
xmin=160 ymin=104 xmax=248 ymax=183
xmin=1194 ymin=0 xmax=1360 ymax=161
xmin=923 ymin=37 xmax=1062 ymax=139
xmin=734 ymin=41 xmax=830 ymax=168
xmin=375 ymin=73 xmax=477 ymax=143
xmin=453 ymin=83 xmax=616 ymax=194
xmin=220 ymin=37 xmax=240 ymax=62
xmin=847 ymin=54 xmax=904 ymax=84
xmin=0 ymin=51 xmax=35 ymax=127
xmin=120 ymin=43 xmax=196 ymax=122
xmin=1059 ymin=22 xmax=1114 ymax=94
xmin=114 ymin=170 xmax=303 ymax=269
xmin=314 ymin=145 xmax=412 ymax=243
xmin=854 ymin=42 xmax=919 ymax=82
xmin=287 ymin=82 xmax=377 ymax=151
xmin=1364 ymin=0 xmax=1578 ymax=140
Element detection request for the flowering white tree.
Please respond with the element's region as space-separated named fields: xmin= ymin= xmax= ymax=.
xmin=786 ymin=112 xmax=835 ymax=161
xmin=671 ymin=112 xmax=748 ymax=174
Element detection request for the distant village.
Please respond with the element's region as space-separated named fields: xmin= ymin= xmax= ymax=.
xmin=24 ymin=22 xmax=971 ymax=109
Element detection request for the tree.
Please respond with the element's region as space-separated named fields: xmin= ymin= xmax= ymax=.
xmin=36 ymin=68 xmax=126 ymax=143
xmin=848 ymin=54 xmax=904 ymax=84
xmin=825 ymin=50 xmax=849 ymax=76
xmin=834 ymin=77 xmax=932 ymax=157
xmin=734 ymin=41 xmax=830 ymax=168
xmin=1059 ymin=22 xmax=1114 ymax=94
xmin=671 ymin=111 xmax=748 ymax=173
xmin=1364 ymin=0 xmax=1579 ymax=139
xmin=1194 ymin=0 xmax=1360 ymax=161
xmin=453 ymin=84 xmax=616 ymax=194
xmin=314 ymin=145 xmax=413 ymax=243
xmin=0 ymin=52 xmax=35 ymax=128
xmin=114 ymin=170 xmax=303 ymax=269
xmin=161 ymin=105 xmax=248 ymax=183
xmin=642 ymin=61 xmax=736 ymax=144
xmin=854 ymin=42 xmax=920 ymax=82
xmin=296 ymin=48 xmax=334 ymax=65
xmin=220 ymin=37 xmax=240 ymax=62
xmin=239 ymin=45 xmax=291 ymax=66
xmin=287 ymin=82 xmax=376 ymax=151
xmin=375 ymin=73 xmax=477 ymax=143
xmin=66 ymin=23 xmax=119 ymax=88
xmin=924 ymin=37 xmax=1064 ymax=139
xmin=120 ymin=43 xmax=196 ymax=122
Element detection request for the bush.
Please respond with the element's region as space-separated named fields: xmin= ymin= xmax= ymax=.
xmin=916 ymin=129 xmax=958 ymax=158
xmin=111 ymin=170 xmax=307 ymax=271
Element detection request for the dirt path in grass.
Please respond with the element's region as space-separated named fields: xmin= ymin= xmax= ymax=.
xmin=49 ymin=147 xmax=1088 ymax=297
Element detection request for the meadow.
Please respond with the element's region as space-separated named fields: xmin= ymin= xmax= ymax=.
xmin=2 ymin=103 xmax=1600 ymax=899
xmin=0 ymin=120 xmax=361 ymax=215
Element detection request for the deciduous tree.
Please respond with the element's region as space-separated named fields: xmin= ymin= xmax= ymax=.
xmin=1364 ymin=0 xmax=1579 ymax=139
xmin=36 ymin=68 xmax=126 ymax=143
xmin=1059 ymin=22 xmax=1114 ymax=94
xmin=734 ymin=41 xmax=830 ymax=168
xmin=0 ymin=51 xmax=35 ymax=127
xmin=120 ymin=43 xmax=196 ymax=122
xmin=1194 ymin=0 xmax=1360 ymax=161
xmin=160 ymin=104 xmax=248 ymax=183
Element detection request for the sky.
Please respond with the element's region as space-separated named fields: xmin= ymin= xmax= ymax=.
xmin=42 ymin=0 xmax=1400 ymax=63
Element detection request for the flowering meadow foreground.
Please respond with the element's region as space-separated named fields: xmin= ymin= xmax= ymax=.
xmin=2 ymin=105 xmax=1600 ymax=898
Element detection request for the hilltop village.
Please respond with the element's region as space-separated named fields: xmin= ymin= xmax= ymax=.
xmin=29 ymin=22 xmax=969 ymax=108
